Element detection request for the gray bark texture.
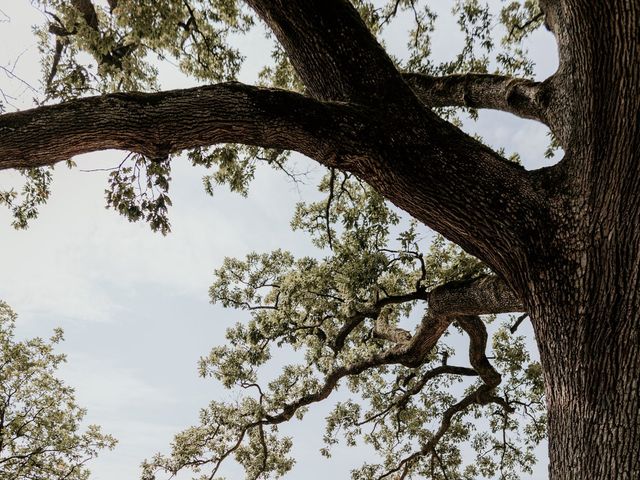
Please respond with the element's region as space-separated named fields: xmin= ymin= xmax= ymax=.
xmin=0 ymin=0 xmax=638 ymax=478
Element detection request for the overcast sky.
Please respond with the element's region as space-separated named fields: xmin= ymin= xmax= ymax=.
xmin=0 ymin=2 xmax=558 ymax=479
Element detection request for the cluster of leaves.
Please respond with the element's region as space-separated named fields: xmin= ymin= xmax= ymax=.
xmin=33 ymin=0 xmax=251 ymax=100
xmin=0 ymin=301 xmax=116 ymax=479
xmin=141 ymin=171 xmax=545 ymax=479
xmin=188 ymin=145 xmax=294 ymax=198
xmin=3 ymin=0 xmax=553 ymax=230
xmin=353 ymin=0 xmax=543 ymax=77
xmin=105 ymin=153 xmax=173 ymax=234
xmin=0 ymin=166 xmax=56 ymax=229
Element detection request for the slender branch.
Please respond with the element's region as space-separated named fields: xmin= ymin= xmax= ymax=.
xmin=510 ymin=313 xmax=529 ymax=333
xmin=377 ymin=383 xmax=499 ymax=479
xmin=325 ymin=167 xmax=336 ymax=250
xmin=403 ymin=72 xmax=550 ymax=124
xmin=354 ymin=365 xmax=478 ymax=427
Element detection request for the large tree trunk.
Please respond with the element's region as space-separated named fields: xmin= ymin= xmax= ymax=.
xmin=529 ymin=2 xmax=640 ymax=477
xmin=532 ymin=274 xmax=640 ymax=479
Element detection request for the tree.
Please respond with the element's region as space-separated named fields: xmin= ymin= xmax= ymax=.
xmin=0 ymin=301 xmax=116 ymax=479
xmin=0 ymin=0 xmax=637 ymax=479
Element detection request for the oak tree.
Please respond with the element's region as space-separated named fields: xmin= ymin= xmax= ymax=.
xmin=0 ymin=1 xmax=638 ymax=479
xmin=0 ymin=301 xmax=116 ymax=479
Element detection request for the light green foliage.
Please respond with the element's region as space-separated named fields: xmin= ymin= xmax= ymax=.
xmin=0 ymin=167 xmax=54 ymax=229
xmin=105 ymin=153 xmax=173 ymax=234
xmin=189 ymin=145 xmax=292 ymax=198
xmin=34 ymin=0 xmax=250 ymax=99
xmin=142 ymin=171 xmax=545 ymax=479
xmin=6 ymin=1 xmax=550 ymax=478
xmin=0 ymin=301 xmax=116 ymax=480
xmin=3 ymin=0 xmax=552 ymax=229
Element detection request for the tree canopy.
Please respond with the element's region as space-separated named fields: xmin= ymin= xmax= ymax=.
xmin=1 ymin=0 xmax=638 ymax=479
xmin=0 ymin=301 xmax=116 ymax=479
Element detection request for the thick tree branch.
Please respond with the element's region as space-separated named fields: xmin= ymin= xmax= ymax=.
xmin=397 ymin=275 xmax=523 ymax=366
xmin=245 ymin=0 xmax=417 ymax=106
xmin=246 ymin=0 xmax=549 ymax=280
xmin=0 ymin=83 xmax=364 ymax=170
xmin=3 ymin=0 xmax=553 ymax=284
xmin=403 ymin=73 xmax=550 ymax=124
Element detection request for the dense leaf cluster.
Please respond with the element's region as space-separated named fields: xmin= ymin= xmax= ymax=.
xmin=141 ymin=173 xmax=545 ymax=479
xmin=0 ymin=302 xmax=116 ymax=479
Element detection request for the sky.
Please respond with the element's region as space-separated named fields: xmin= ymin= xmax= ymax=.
xmin=0 ymin=1 xmax=559 ymax=479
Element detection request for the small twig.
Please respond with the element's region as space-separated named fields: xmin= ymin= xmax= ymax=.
xmin=325 ymin=167 xmax=336 ymax=250
xmin=509 ymin=313 xmax=529 ymax=334
xmin=0 ymin=66 xmax=38 ymax=94
xmin=78 ymin=166 xmax=120 ymax=173
xmin=507 ymin=12 xmax=544 ymax=40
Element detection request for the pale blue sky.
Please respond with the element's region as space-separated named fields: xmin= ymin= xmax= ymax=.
xmin=0 ymin=1 xmax=557 ymax=478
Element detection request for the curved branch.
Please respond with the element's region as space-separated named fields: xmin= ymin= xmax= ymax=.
xmin=268 ymin=274 xmax=521 ymax=422
xmin=246 ymin=0 xmax=549 ymax=280
xmin=354 ymin=365 xmax=478 ymax=428
xmin=402 ymin=275 xmax=523 ymax=367
xmin=0 ymin=82 xmax=361 ymax=170
xmin=379 ymin=315 xmax=513 ymax=480
xmin=377 ymin=382 xmax=506 ymax=480
xmin=403 ymin=73 xmax=550 ymax=124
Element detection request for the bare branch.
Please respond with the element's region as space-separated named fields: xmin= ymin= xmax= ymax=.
xmin=0 ymin=83 xmax=364 ymax=170
xmin=403 ymin=72 xmax=550 ymax=124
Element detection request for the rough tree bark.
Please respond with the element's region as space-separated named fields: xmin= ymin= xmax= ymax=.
xmin=0 ymin=0 xmax=638 ymax=478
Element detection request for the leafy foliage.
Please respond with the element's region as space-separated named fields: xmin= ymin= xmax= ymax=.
xmin=2 ymin=0 xmax=552 ymax=229
xmin=2 ymin=1 xmax=551 ymax=478
xmin=0 ymin=167 xmax=54 ymax=229
xmin=105 ymin=153 xmax=173 ymax=234
xmin=0 ymin=301 xmax=116 ymax=479
xmin=141 ymin=172 xmax=545 ymax=479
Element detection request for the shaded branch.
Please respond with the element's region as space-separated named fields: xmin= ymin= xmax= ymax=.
xmin=400 ymin=275 xmax=523 ymax=367
xmin=171 ymin=274 xmax=522 ymax=478
xmin=246 ymin=0 xmax=548 ymax=280
xmin=378 ymin=315 xmax=513 ymax=480
xmin=71 ymin=0 xmax=99 ymax=31
xmin=510 ymin=313 xmax=529 ymax=333
xmin=246 ymin=0 xmax=418 ymax=106
xmin=0 ymin=82 xmax=363 ymax=170
xmin=403 ymin=72 xmax=550 ymax=124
